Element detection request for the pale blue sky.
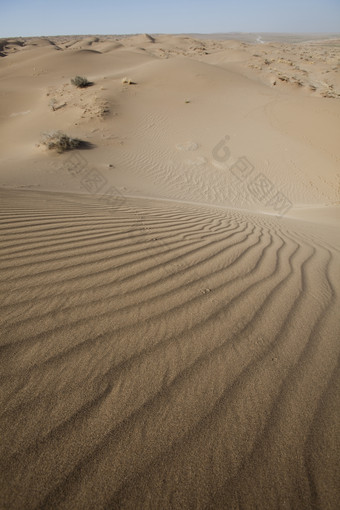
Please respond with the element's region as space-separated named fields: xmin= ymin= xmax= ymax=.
xmin=1 ymin=0 xmax=340 ymax=37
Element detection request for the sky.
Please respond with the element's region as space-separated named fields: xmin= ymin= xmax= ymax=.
xmin=1 ymin=0 xmax=340 ymax=38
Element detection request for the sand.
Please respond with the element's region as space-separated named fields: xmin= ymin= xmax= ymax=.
xmin=0 ymin=33 xmax=339 ymax=509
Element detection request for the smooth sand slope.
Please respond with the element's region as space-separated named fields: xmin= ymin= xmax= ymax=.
xmin=0 ymin=34 xmax=340 ymax=509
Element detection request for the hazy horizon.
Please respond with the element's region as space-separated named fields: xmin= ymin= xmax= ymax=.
xmin=1 ymin=0 xmax=340 ymax=38
xmin=2 ymin=31 xmax=340 ymax=38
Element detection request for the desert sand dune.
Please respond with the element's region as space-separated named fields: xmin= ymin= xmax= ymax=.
xmin=0 ymin=189 xmax=339 ymax=509
xmin=0 ymin=34 xmax=339 ymax=509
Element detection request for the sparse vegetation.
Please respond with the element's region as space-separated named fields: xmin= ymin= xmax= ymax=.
xmin=121 ymin=77 xmax=135 ymax=85
xmin=278 ymin=74 xmax=290 ymax=82
xmin=49 ymin=98 xmax=57 ymax=111
xmin=41 ymin=131 xmax=82 ymax=153
xmin=71 ymin=76 xmax=92 ymax=88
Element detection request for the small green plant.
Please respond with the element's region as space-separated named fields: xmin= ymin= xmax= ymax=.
xmin=71 ymin=76 xmax=92 ymax=88
xmin=41 ymin=131 xmax=82 ymax=153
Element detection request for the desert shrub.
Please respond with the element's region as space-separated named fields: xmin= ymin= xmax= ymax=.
xmin=71 ymin=76 xmax=92 ymax=88
xmin=121 ymin=77 xmax=136 ymax=85
xmin=41 ymin=131 xmax=82 ymax=153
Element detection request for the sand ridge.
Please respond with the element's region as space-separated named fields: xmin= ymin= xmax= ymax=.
xmin=0 ymin=33 xmax=340 ymax=509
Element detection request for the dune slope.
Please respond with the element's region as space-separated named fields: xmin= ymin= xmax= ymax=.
xmin=0 ymin=34 xmax=340 ymax=509
xmin=0 ymin=188 xmax=339 ymax=509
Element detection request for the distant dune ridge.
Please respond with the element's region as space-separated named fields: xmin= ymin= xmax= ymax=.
xmin=0 ymin=33 xmax=339 ymax=509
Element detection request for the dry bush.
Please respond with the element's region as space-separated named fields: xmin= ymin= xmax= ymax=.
xmin=71 ymin=76 xmax=92 ymax=88
xmin=41 ymin=131 xmax=82 ymax=153
xmin=121 ymin=77 xmax=136 ymax=85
